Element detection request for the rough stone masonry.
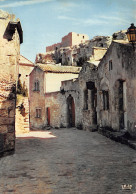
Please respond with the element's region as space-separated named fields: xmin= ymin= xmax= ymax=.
xmin=0 ymin=10 xmax=23 ymax=156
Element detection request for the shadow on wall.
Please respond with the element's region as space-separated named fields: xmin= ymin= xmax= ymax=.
xmin=0 ymin=83 xmax=16 ymax=157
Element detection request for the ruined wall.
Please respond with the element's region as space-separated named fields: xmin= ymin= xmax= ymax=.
xmin=78 ymin=62 xmax=98 ymax=131
xmin=45 ymin=92 xmax=62 ymax=128
xmin=29 ymin=68 xmax=46 ymax=129
xmin=46 ymin=32 xmax=89 ymax=54
xmin=60 ymin=79 xmax=81 ymax=128
xmin=72 ymin=32 xmax=89 ymax=46
xmin=97 ymin=41 xmax=136 ymax=136
xmin=61 ymin=32 xmax=72 ymax=48
xmin=0 ymin=10 xmax=22 ymax=155
xmin=46 ymin=43 xmax=61 ymax=53
xmin=45 ymin=72 xmax=79 ymax=93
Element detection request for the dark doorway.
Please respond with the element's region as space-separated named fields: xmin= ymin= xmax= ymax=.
xmin=91 ymin=87 xmax=97 ymax=125
xmin=86 ymin=81 xmax=97 ymax=125
xmin=47 ymin=107 xmax=50 ymax=126
xmin=67 ymin=95 xmax=75 ymax=127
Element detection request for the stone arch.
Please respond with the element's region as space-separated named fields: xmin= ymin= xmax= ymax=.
xmin=67 ymin=95 xmax=75 ymax=127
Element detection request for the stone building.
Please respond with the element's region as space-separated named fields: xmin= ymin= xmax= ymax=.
xmin=59 ymin=39 xmax=136 ymax=137
xmin=46 ymin=32 xmax=89 ymax=52
xmin=97 ymin=40 xmax=136 ymax=136
xmin=0 ymin=10 xmax=23 ymax=156
xmin=29 ymin=64 xmax=81 ymax=129
xmin=36 ymin=33 xmax=112 ymax=66
xmin=36 ymin=30 xmax=128 ymax=68
xmin=31 ymin=25 xmax=136 ymax=138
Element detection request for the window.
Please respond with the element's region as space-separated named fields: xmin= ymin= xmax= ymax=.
xmin=34 ymin=81 xmax=40 ymax=91
xmin=102 ymin=91 xmax=109 ymax=110
xmin=83 ymin=36 xmax=84 ymax=39
xmin=84 ymin=89 xmax=88 ymax=110
xmin=36 ymin=108 xmax=41 ymax=118
xmin=91 ymin=88 xmax=97 ymax=109
xmin=109 ymin=60 xmax=112 ymax=71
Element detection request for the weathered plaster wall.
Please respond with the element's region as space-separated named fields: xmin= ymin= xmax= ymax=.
xmin=29 ymin=68 xmax=46 ymax=129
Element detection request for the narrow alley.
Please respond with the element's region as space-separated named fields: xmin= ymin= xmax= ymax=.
xmin=0 ymin=128 xmax=136 ymax=194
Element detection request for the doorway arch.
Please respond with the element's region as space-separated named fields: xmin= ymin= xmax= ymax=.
xmin=67 ymin=95 xmax=75 ymax=127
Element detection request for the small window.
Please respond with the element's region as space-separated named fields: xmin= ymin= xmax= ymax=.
xmin=109 ymin=60 xmax=112 ymax=71
xmin=34 ymin=81 xmax=40 ymax=91
xmin=83 ymin=36 xmax=84 ymax=39
xmin=36 ymin=108 xmax=41 ymax=118
xmin=102 ymin=91 xmax=109 ymax=110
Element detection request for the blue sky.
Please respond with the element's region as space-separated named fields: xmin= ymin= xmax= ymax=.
xmin=0 ymin=0 xmax=136 ymax=62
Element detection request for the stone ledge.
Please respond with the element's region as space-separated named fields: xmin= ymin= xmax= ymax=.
xmin=98 ymin=127 xmax=136 ymax=150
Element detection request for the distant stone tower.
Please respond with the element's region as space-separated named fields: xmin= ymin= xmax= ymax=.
xmin=0 ymin=10 xmax=23 ymax=156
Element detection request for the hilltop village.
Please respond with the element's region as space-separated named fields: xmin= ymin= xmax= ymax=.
xmin=0 ymin=9 xmax=136 ymax=156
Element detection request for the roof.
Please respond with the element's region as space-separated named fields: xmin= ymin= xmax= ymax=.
xmin=19 ymin=55 xmax=34 ymax=66
xmin=87 ymin=59 xmax=100 ymax=66
xmin=36 ymin=63 xmax=81 ymax=73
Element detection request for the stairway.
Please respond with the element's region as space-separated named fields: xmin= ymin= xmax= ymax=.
xmin=15 ymin=95 xmax=29 ymax=135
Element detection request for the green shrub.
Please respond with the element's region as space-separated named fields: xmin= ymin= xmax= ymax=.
xmin=17 ymin=79 xmax=28 ymax=97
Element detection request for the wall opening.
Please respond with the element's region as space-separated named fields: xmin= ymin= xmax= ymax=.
xmin=67 ymin=95 xmax=75 ymax=127
xmin=86 ymin=81 xmax=97 ymax=125
xmin=118 ymin=80 xmax=126 ymax=130
xmin=91 ymin=87 xmax=97 ymax=125
xmin=47 ymin=107 xmax=50 ymax=126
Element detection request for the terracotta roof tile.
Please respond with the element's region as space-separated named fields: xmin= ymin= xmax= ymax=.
xmin=37 ymin=63 xmax=81 ymax=73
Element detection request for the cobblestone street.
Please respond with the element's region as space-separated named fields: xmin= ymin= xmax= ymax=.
xmin=0 ymin=128 xmax=136 ymax=194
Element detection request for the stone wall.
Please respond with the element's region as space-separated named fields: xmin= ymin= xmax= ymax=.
xmin=97 ymin=41 xmax=136 ymax=136
xmin=60 ymin=79 xmax=81 ymax=128
xmin=0 ymin=10 xmax=22 ymax=156
xmin=45 ymin=92 xmax=62 ymax=128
